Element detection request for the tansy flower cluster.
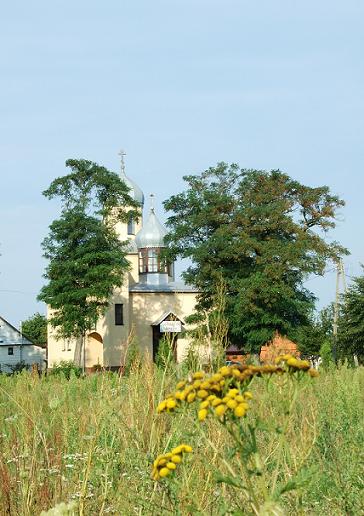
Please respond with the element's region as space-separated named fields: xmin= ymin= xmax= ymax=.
xmin=275 ymin=355 xmax=320 ymax=377
xmin=157 ymin=357 xmax=319 ymax=420
xmin=152 ymin=444 xmax=193 ymax=481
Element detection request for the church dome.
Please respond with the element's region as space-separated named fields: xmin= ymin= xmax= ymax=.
xmin=118 ymin=150 xmax=144 ymax=205
xmin=135 ymin=207 xmax=167 ymax=248
xmin=121 ymin=172 xmax=145 ymax=206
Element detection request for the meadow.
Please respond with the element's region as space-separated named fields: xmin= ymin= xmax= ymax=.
xmin=0 ymin=360 xmax=363 ymax=515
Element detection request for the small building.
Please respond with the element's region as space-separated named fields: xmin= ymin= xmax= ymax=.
xmin=259 ymin=332 xmax=300 ymax=363
xmin=0 ymin=316 xmax=46 ymax=373
xmin=47 ymin=157 xmax=198 ymax=370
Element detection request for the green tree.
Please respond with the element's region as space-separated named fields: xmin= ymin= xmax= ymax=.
xmin=337 ymin=267 xmax=364 ymax=362
xmin=297 ymin=304 xmax=334 ymax=356
xmin=38 ymin=159 xmax=139 ymax=365
xmin=163 ymin=163 xmax=347 ymax=353
xmin=22 ymin=312 xmax=47 ymax=346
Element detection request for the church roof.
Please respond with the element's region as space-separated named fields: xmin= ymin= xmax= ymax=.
xmin=129 ymin=281 xmax=199 ymax=293
xmin=135 ymin=207 xmax=168 ymax=248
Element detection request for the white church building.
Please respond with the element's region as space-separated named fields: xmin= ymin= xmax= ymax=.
xmin=47 ymin=158 xmax=198 ymax=371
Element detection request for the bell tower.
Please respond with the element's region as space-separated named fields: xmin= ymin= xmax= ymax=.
xmin=135 ymin=195 xmax=174 ymax=285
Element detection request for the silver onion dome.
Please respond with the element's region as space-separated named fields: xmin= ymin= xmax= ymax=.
xmin=121 ymin=171 xmax=145 ymax=206
xmin=118 ymin=149 xmax=144 ymax=205
xmin=135 ymin=207 xmax=167 ymax=248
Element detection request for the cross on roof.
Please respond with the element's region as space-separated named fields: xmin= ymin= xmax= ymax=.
xmin=118 ymin=149 xmax=126 ymax=175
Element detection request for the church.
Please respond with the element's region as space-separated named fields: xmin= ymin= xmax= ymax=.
xmin=47 ymin=157 xmax=198 ymax=370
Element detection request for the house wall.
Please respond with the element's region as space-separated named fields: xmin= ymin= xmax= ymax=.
xmin=0 ymin=345 xmax=45 ymax=373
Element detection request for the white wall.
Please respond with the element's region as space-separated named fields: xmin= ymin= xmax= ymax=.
xmin=0 ymin=344 xmax=46 ymax=373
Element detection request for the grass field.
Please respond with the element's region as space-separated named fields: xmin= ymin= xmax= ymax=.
xmin=0 ymin=361 xmax=363 ymax=515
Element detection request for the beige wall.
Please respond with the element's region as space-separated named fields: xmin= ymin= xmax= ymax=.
xmin=130 ymin=291 xmax=197 ymax=361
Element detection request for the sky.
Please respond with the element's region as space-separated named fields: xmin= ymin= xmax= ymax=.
xmin=0 ymin=0 xmax=363 ymax=326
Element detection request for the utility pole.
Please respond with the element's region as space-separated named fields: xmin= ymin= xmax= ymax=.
xmin=332 ymin=258 xmax=347 ymax=362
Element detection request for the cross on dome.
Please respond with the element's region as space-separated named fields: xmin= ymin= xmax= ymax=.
xmin=149 ymin=193 xmax=155 ymax=213
xmin=116 ymin=149 xmax=145 ymax=205
xmin=118 ymin=149 xmax=126 ymax=176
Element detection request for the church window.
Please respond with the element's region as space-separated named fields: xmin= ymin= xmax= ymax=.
xmin=115 ymin=304 xmax=124 ymax=325
xmin=8 ymin=347 xmax=14 ymax=356
xmin=127 ymin=217 xmax=135 ymax=235
xmin=148 ymin=249 xmax=158 ymax=272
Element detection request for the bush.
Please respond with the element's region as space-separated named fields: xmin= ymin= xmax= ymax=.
xmin=50 ymin=360 xmax=82 ymax=380
xmin=320 ymin=340 xmax=333 ymax=368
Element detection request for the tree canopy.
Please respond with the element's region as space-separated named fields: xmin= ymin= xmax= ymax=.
xmin=22 ymin=312 xmax=47 ymax=346
xmin=38 ymin=159 xmax=138 ymax=348
xmin=163 ymin=163 xmax=347 ymax=352
xmin=337 ymin=267 xmax=364 ymax=362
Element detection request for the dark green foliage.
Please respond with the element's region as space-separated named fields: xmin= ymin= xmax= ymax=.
xmin=163 ymin=163 xmax=347 ymax=352
xmin=22 ymin=312 xmax=47 ymax=346
xmin=337 ymin=267 xmax=364 ymax=362
xmin=38 ymin=159 xmax=139 ymax=342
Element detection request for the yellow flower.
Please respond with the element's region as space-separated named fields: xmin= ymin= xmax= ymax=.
xmin=207 ymin=394 xmax=216 ymax=401
xmin=187 ymin=392 xmax=196 ymax=403
xmin=227 ymin=388 xmax=239 ymax=398
xmin=157 ymin=401 xmax=167 ymax=413
xmin=235 ymin=395 xmax=245 ymax=403
xmin=211 ymin=373 xmax=223 ymax=382
xmin=199 ymin=400 xmax=210 ymax=409
xmin=176 ymin=380 xmax=186 ymax=390
xmin=159 ymin=467 xmax=170 ymax=478
xmin=171 ymin=454 xmax=182 ymax=463
xmin=198 ymin=408 xmax=208 ymax=421
xmin=234 ymin=404 xmax=246 ymax=417
xmin=166 ymin=399 xmax=177 ymax=409
xmin=193 ymin=380 xmax=202 ymax=388
xmin=197 ymin=389 xmax=209 ymax=399
xmin=171 ymin=445 xmax=183 ymax=455
xmin=175 ymin=390 xmax=186 ymax=401
xmin=201 ymin=380 xmax=211 ymax=389
xmin=212 ymin=398 xmax=223 ymax=407
xmin=227 ymin=399 xmax=238 ymax=409
xmin=244 ymin=391 xmax=253 ymax=399
xmin=215 ymin=404 xmax=227 ymax=417
xmin=193 ymin=371 xmax=204 ymax=379
xmin=166 ymin=462 xmax=176 ymax=470
xmin=182 ymin=444 xmax=193 ymax=453
xmin=219 ymin=366 xmax=230 ymax=376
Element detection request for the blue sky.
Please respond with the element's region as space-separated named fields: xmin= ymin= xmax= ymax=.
xmin=0 ymin=0 xmax=363 ymax=325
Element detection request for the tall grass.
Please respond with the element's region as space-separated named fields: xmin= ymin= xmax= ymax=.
xmin=0 ymin=363 xmax=363 ymax=515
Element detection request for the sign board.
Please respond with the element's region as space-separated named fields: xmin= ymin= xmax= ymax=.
xmin=160 ymin=321 xmax=182 ymax=333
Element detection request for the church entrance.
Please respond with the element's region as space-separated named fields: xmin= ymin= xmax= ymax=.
xmin=85 ymin=332 xmax=103 ymax=369
xmin=151 ymin=312 xmax=183 ymax=362
xmin=152 ymin=326 xmax=177 ymax=362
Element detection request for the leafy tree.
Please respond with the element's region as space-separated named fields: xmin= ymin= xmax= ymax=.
xmin=337 ymin=267 xmax=364 ymax=362
xmin=297 ymin=304 xmax=334 ymax=356
xmin=38 ymin=159 xmax=139 ymax=365
xmin=163 ymin=163 xmax=347 ymax=353
xmin=22 ymin=312 xmax=47 ymax=346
